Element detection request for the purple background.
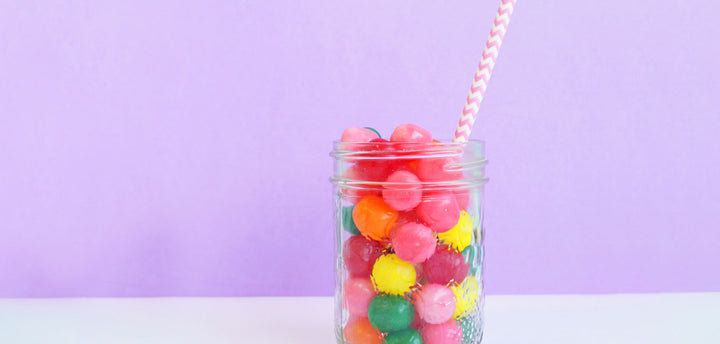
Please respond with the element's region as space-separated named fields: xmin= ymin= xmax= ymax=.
xmin=1 ymin=1 xmax=719 ymax=297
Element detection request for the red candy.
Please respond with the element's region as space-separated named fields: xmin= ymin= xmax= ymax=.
xmin=391 ymin=223 xmax=437 ymax=264
xmin=417 ymin=191 xmax=461 ymax=233
xmin=416 ymin=157 xmax=462 ymax=182
xmin=355 ymin=139 xmax=397 ymax=181
xmin=422 ymin=245 xmax=469 ymax=285
xmin=343 ymin=236 xmax=385 ymax=277
xmin=382 ymin=170 xmax=423 ymax=211
xmin=341 ymin=166 xmax=380 ymax=204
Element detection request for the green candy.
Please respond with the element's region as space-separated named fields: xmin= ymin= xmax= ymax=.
xmin=384 ymin=328 xmax=423 ymax=344
xmin=364 ymin=127 xmax=381 ymax=138
xmin=367 ymin=294 xmax=414 ymax=333
xmin=459 ymin=315 xmax=481 ymax=342
xmin=462 ymin=245 xmax=478 ymax=275
xmin=342 ymin=206 xmax=360 ymax=235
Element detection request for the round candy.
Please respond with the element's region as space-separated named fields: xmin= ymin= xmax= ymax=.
xmin=342 ymin=127 xmax=381 ymax=144
xmin=417 ymin=191 xmax=460 ymax=233
xmin=343 ymin=236 xmax=385 ymax=277
xmin=382 ymin=170 xmax=423 ymax=211
xmin=390 ymin=124 xmax=433 ymax=144
xmin=414 ymin=284 xmax=457 ymax=324
xmin=367 ymin=294 xmax=415 ymax=332
xmin=364 ymin=127 xmax=381 ymax=138
xmin=343 ymin=277 xmax=375 ymax=317
xmin=371 ymin=254 xmax=416 ymax=295
xmin=391 ymin=223 xmax=437 ymax=264
xmin=422 ymin=246 xmax=469 ymax=285
xmin=450 ymin=276 xmax=479 ymax=319
xmin=343 ymin=317 xmax=383 ymax=344
xmin=385 ymin=328 xmax=423 ymax=344
xmin=342 ymin=166 xmax=380 ymax=204
xmin=342 ymin=206 xmax=361 ymax=235
xmin=437 ymin=211 xmax=473 ymax=251
xmin=355 ymin=138 xmax=401 ymax=182
xmin=353 ymin=196 xmax=399 ymax=241
xmin=421 ymin=319 xmax=462 ymax=344
xmin=416 ymin=157 xmax=462 ymax=182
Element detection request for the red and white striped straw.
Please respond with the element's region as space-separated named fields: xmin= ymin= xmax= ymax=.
xmin=453 ymin=0 xmax=517 ymax=143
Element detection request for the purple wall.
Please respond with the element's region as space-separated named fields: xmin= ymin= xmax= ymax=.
xmin=1 ymin=1 xmax=719 ymax=297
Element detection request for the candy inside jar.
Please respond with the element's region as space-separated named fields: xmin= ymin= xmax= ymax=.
xmin=332 ymin=124 xmax=487 ymax=344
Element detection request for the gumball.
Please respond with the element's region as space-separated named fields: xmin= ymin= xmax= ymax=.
xmin=390 ymin=124 xmax=433 ymax=144
xmin=396 ymin=210 xmax=420 ymax=227
xmin=353 ymin=196 xmax=399 ymax=241
xmin=423 ymin=246 xmax=469 ymax=285
xmin=437 ymin=211 xmax=473 ymax=251
xmin=384 ymin=328 xmax=423 ymax=344
xmin=391 ymin=223 xmax=437 ymax=264
xmin=355 ymin=138 xmax=398 ymax=182
xmin=341 ymin=166 xmax=380 ymax=204
xmin=343 ymin=236 xmax=385 ymax=277
xmin=450 ymin=277 xmax=479 ymax=319
xmin=382 ymin=170 xmax=423 ymax=211
xmin=343 ymin=277 xmax=375 ymax=316
xmin=371 ymin=254 xmax=416 ymax=295
xmin=367 ymin=294 xmax=415 ymax=332
xmin=416 ymin=157 xmax=462 ymax=182
xmin=342 ymin=127 xmax=380 ymax=144
xmin=342 ymin=206 xmax=361 ymax=235
xmin=414 ymin=284 xmax=457 ymax=324
xmin=421 ymin=319 xmax=462 ymax=344
xmin=417 ymin=191 xmax=461 ymax=233
xmin=343 ymin=317 xmax=383 ymax=344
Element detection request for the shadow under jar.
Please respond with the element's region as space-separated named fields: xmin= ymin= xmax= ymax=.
xmin=330 ymin=140 xmax=488 ymax=344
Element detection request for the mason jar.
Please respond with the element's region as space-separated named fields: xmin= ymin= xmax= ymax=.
xmin=331 ymin=140 xmax=487 ymax=344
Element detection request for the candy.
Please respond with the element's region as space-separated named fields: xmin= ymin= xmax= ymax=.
xmin=342 ymin=166 xmax=380 ymax=204
xmin=390 ymin=124 xmax=433 ymax=144
xmin=364 ymin=127 xmax=381 ymax=138
xmin=343 ymin=277 xmax=375 ymax=317
xmin=384 ymin=328 xmax=423 ymax=344
xmin=382 ymin=170 xmax=423 ymax=211
xmin=421 ymin=319 xmax=462 ymax=344
xmin=353 ymin=196 xmax=399 ymax=241
xmin=371 ymin=254 xmax=416 ymax=295
xmin=461 ymin=245 xmax=478 ymax=274
xmin=342 ymin=127 xmax=381 ymax=144
xmin=343 ymin=317 xmax=383 ymax=344
xmin=367 ymin=294 xmax=415 ymax=332
xmin=450 ymin=277 xmax=479 ymax=319
xmin=417 ymin=191 xmax=461 ymax=233
xmin=355 ymin=138 xmax=399 ymax=182
xmin=437 ymin=211 xmax=473 ymax=251
xmin=416 ymin=157 xmax=462 ymax=182
xmin=422 ymin=246 xmax=469 ymax=285
xmin=457 ymin=316 xmax=480 ymax=343
xmin=454 ymin=189 xmax=470 ymax=210
xmin=391 ymin=223 xmax=436 ymax=264
xmin=343 ymin=236 xmax=385 ymax=277
xmin=414 ymin=284 xmax=457 ymax=324
xmin=342 ymin=206 xmax=361 ymax=235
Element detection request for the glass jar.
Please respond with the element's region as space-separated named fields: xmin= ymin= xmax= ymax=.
xmin=330 ymin=140 xmax=487 ymax=344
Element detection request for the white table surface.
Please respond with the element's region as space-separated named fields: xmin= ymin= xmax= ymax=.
xmin=1 ymin=293 xmax=718 ymax=343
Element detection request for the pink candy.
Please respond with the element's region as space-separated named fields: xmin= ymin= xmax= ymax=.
xmin=422 ymin=319 xmax=462 ymax=344
xmin=390 ymin=124 xmax=433 ymax=144
xmin=343 ymin=277 xmax=375 ymax=317
xmin=341 ymin=166 xmax=380 ymax=204
xmin=423 ymin=246 xmax=469 ymax=285
xmin=391 ymin=223 xmax=437 ymax=264
xmin=416 ymin=157 xmax=462 ymax=182
xmin=382 ymin=170 xmax=423 ymax=211
xmin=414 ymin=284 xmax=456 ymax=324
xmin=416 ymin=191 xmax=461 ymax=233
xmin=342 ymin=127 xmax=380 ymax=144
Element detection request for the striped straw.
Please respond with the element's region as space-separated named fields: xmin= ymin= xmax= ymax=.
xmin=453 ymin=0 xmax=517 ymax=143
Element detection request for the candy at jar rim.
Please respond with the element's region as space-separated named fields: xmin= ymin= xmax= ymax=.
xmin=437 ymin=211 xmax=473 ymax=251
xmin=417 ymin=191 xmax=461 ymax=233
xmin=343 ymin=317 xmax=383 ymax=344
xmin=421 ymin=319 xmax=462 ymax=344
xmin=342 ymin=127 xmax=381 ymax=144
xmin=342 ymin=165 xmax=380 ymax=204
xmin=416 ymin=156 xmax=462 ymax=182
xmin=382 ymin=170 xmax=423 ymax=211
xmin=367 ymin=294 xmax=415 ymax=332
xmin=342 ymin=206 xmax=361 ymax=235
xmin=390 ymin=123 xmax=433 ymax=144
xmin=353 ymin=196 xmax=399 ymax=241
xmin=422 ymin=245 xmax=469 ymax=285
xmin=343 ymin=235 xmax=385 ymax=277
xmin=414 ymin=283 xmax=457 ymax=324
xmin=343 ymin=277 xmax=376 ymax=317
xmin=391 ymin=223 xmax=437 ymax=264
xmin=384 ymin=328 xmax=423 ymax=344
xmin=355 ymin=138 xmax=399 ymax=182
xmin=450 ymin=276 xmax=479 ymax=319
xmin=371 ymin=253 xmax=416 ymax=295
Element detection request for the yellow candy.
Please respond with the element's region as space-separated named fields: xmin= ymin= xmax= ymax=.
xmin=371 ymin=254 xmax=416 ymax=295
xmin=451 ymin=276 xmax=480 ymax=319
xmin=438 ymin=211 xmax=473 ymax=251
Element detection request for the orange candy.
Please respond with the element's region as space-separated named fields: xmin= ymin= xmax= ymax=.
xmin=343 ymin=317 xmax=383 ymax=344
xmin=352 ymin=196 xmax=399 ymax=241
